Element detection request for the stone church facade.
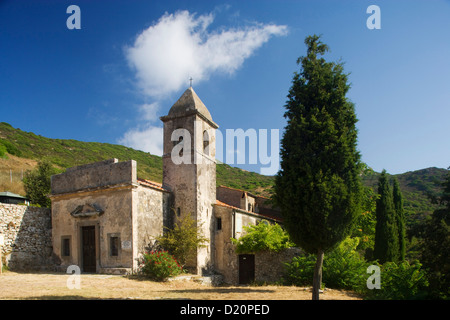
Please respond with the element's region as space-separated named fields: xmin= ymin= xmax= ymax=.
xmin=49 ymin=87 xmax=292 ymax=284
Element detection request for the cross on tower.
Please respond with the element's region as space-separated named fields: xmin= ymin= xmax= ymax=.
xmin=189 ymin=77 xmax=193 ymax=88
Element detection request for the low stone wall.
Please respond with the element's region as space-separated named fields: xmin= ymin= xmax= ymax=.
xmin=255 ymin=247 xmax=303 ymax=284
xmin=0 ymin=203 xmax=53 ymax=271
xmin=0 ymin=202 xmax=303 ymax=279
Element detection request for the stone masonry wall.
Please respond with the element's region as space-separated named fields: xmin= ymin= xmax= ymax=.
xmin=0 ymin=203 xmax=53 ymax=271
xmin=255 ymin=247 xmax=303 ymax=284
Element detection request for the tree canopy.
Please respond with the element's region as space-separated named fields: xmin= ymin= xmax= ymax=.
xmin=274 ymin=34 xmax=362 ymax=299
xmin=23 ymin=160 xmax=59 ymax=208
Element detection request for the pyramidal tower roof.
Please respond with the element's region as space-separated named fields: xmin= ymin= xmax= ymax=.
xmin=160 ymin=87 xmax=218 ymax=128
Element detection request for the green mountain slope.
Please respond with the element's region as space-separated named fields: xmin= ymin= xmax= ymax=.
xmin=1 ymin=121 xmax=447 ymax=216
xmin=0 ymin=122 xmax=274 ymax=196
xmin=362 ymin=167 xmax=447 ymax=227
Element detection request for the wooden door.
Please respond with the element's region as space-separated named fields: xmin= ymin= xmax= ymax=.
xmin=238 ymin=254 xmax=255 ymax=284
xmin=82 ymin=226 xmax=96 ymax=273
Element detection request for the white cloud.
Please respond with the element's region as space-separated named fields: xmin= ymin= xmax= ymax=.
xmin=138 ymin=102 xmax=160 ymax=122
xmin=118 ymin=10 xmax=287 ymax=156
xmin=125 ymin=10 xmax=288 ymax=97
xmin=118 ymin=125 xmax=163 ymax=156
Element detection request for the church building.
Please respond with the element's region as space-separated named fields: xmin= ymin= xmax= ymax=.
xmin=50 ymin=87 xmax=286 ymax=284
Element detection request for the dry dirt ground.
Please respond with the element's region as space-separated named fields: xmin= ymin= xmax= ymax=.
xmin=0 ymin=271 xmax=362 ymax=300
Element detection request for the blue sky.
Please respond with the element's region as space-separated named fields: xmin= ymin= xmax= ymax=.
xmin=1 ymin=0 xmax=449 ymax=175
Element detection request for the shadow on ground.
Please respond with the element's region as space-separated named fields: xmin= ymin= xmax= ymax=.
xmin=164 ymin=287 xmax=275 ymax=294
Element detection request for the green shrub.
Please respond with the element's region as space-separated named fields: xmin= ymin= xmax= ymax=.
xmin=0 ymin=139 xmax=22 ymax=157
xmin=138 ymin=251 xmax=183 ymax=281
xmin=283 ymin=253 xmax=316 ymax=287
xmin=156 ymin=215 xmax=209 ymax=268
xmin=322 ymin=238 xmax=368 ymax=290
xmin=285 ymin=239 xmax=430 ymax=299
xmin=284 ymin=239 xmax=428 ymax=300
xmin=364 ymin=260 xmax=429 ymax=300
xmin=232 ymin=222 xmax=295 ymax=254
xmin=0 ymin=144 xmax=6 ymax=158
xmin=284 ymin=237 xmax=368 ymax=290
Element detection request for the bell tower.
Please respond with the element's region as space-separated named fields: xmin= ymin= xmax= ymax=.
xmin=160 ymin=86 xmax=218 ymax=274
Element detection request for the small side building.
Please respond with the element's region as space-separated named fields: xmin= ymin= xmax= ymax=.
xmin=214 ymin=185 xmax=292 ymax=285
xmin=50 ymin=158 xmax=171 ymax=274
xmin=0 ymin=191 xmax=28 ymax=205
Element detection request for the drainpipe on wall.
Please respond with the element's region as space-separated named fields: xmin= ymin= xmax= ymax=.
xmin=97 ymin=223 xmax=102 ymax=271
xmin=232 ymin=211 xmax=236 ymax=239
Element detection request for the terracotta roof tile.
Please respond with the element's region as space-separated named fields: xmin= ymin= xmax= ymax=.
xmin=217 ymin=185 xmax=269 ymax=199
xmin=137 ymin=178 xmax=170 ymax=192
xmin=215 ymin=200 xmax=282 ymax=222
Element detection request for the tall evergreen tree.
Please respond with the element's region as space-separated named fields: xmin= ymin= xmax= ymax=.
xmin=373 ymin=170 xmax=399 ymax=263
xmin=23 ymin=159 xmax=59 ymax=208
xmin=392 ymin=177 xmax=406 ymax=261
xmin=274 ymin=35 xmax=362 ymax=300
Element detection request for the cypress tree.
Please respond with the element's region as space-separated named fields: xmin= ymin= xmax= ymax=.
xmin=274 ymin=35 xmax=362 ymax=300
xmin=392 ymin=177 xmax=406 ymax=261
xmin=373 ymin=170 xmax=399 ymax=263
xmin=23 ymin=159 xmax=59 ymax=208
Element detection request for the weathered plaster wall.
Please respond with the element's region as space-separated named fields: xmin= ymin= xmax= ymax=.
xmin=133 ymin=185 xmax=171 ymax=269
xmin=214 ymin=206 xmax=263 ymax=284
xmin=162 ymin=115 xmax=198 ymax=220
xmin=162 ymin=114 xmax=217 ymax=274
xmin=51 ymin=158 xmax=137 ymax=195
xmin=213 ymin=205 xmax=300 ymax=285
xmin=213 ymin=205 xmax=237 ymax=284
xmin=51 ymin=187 xmax=134 ymax=273
xmin=217 ymin=186 xmax=243 ymax=209
xmin=50 ymin=159 xmax=137 ymax=274
xmin=195 ymin=115 xmax=217 ymax=275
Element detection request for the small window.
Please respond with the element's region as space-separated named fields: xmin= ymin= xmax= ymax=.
xmin=216 ymin=217 xmax=222 ymax=231
xmin=178 ymin=136 xmax=184 ymax=157
xmin=110 ymin=236 xmax=119 ymax=257
xmin=177 ymin=207 xmax=181 ymax=217
xmin=172 ymin=134 xmax=184 ymax=156
xmin=61 ymin=236 xmax=71 ymax=257
xmin=108 ymin=233 xmax=120 ymax=257
xmin=172 ymin=128 xmax=184 ymax=147
xmin=203 ymin=130 xmax=210 ymax=155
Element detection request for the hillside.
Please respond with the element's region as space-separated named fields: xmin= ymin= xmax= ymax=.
xmin=0 ymin=122 xmax=274 ymax=197
xmin=0 ymin=121 xmax=447 ymax=222
xmin=361 ymin=167 xmax=447 ymax=226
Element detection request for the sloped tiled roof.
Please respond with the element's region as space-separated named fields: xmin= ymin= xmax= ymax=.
xmin=215 ymin=200 xmax=282 ymax=223
xmin=0 ymin=191 xmax=27 ymax=199
xmin=217 ymin=185 xmax=269 ymax=199
xmin=137 ymin=178 xmax=170 ymax=192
